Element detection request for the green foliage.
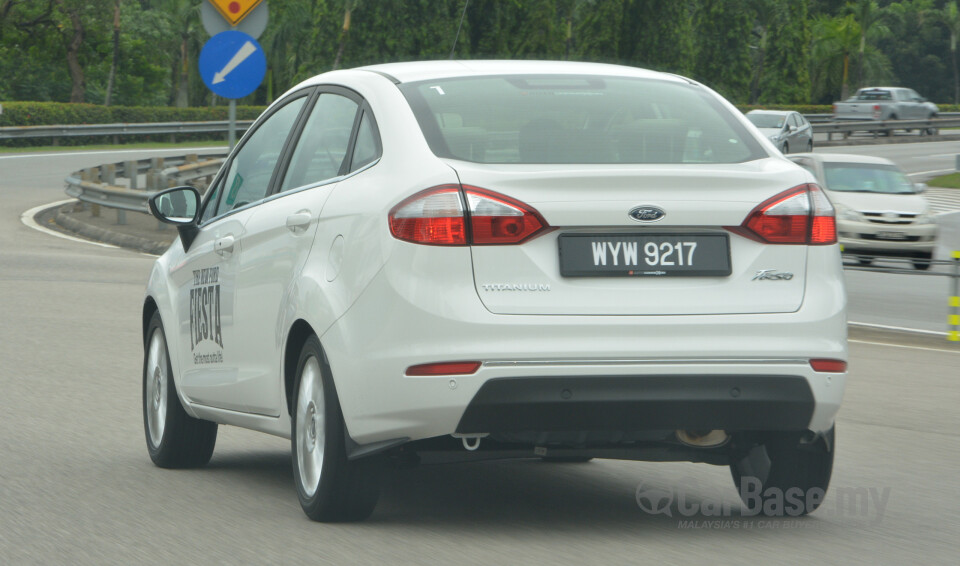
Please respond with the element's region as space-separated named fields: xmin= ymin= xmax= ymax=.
xmin=926 ymin=172 xmax=960 ymax=189
xmin=4 ymin=0 xmax=960 ymax=111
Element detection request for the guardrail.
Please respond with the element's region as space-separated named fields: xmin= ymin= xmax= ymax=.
xmin=64 ymin=152 xmax=226 ymax=224
xmin=843 ymin=252 xmax=960 ymax=341
xmin=812 ymin=116 xmax=960 ymax=140
xmin=0 ymin=121 xmax=253 ymax=145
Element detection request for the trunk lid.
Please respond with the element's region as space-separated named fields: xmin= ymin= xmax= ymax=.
xmin=452 ymin=157 xmax=813 ymax=315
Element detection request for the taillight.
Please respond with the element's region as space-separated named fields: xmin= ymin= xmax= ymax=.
xmin=810 ymin=359 xmax=847 ymax=372
xmin=872 ymin=104 xmax=881 ymax=119
xmin=389 ymin=185 xmax=547 ymax=246
xmin=389 ymin=185 xmax=467 ymax=245
xmin=464 ymin=186 xmax=546 ymax=245
xmin=406 ymin=361 xmax=481 ymax=376
xmin=726 ymin=184 xmax=836 ymax=245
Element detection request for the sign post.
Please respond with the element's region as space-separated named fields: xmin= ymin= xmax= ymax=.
xmin=200 ymin=0 xmax=269 ymax=148
xmin=199 ymin=30 xmax=266 ymax=148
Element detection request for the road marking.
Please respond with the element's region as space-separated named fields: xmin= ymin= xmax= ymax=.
xmin=907 ymin=169 xmax=955 ymax=177
xmin=848 ymin=321 xmax=946 ymax=336
xmin=849 ymin=339 xmax=960 ymax=354
xmin=0 ymin=147 xmax=226 ymax=160
xmin=20 ymin=199 xmax=121 ymax=250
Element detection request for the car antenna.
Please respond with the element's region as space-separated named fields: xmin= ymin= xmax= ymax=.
xmin=449 ymin=0 xmax=470 ymax=59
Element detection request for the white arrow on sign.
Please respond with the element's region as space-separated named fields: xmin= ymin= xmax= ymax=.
xmin=212 ymin=41 xmax=257 ymax=84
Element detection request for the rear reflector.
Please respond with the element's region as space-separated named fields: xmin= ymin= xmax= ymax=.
xmin=810 ymin=359 xmax=847 ymax=373
xmin=389 ymin=185 xmax=547 ymax=246
xmin=406 ymin=361 xmax=482 ymax=376
xmin=726 ymin=184 xmax=836 ymax=245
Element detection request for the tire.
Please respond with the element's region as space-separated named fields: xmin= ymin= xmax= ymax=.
xmin=927 ymin=115 xmax=939 ymax=136
xmin=912 ymin=252 xmax=932 ymax=271
xmin=143 ymin=312 xmax=217 ymax=468
xmin=541 ymin=457 xmax=593 ymax=463
xmin=883 ymin=115 xmax=896 ymax=136
xmin=806 ymin=140 xmax=813 ymax=152
xmin=730 ymin=427 xmax=834 ymax=517
xmin=780 ymin=142 xmax=789 ymax=154
xmin=292 ymin=335 xmax=382 ymax=522
xmin=857 ymin=256 xmax=873 ymax=266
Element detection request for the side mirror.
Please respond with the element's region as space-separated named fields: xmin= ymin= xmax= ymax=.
xmin=915 ymin=182 xmax=927 ymax=193
xmin=148 ymin=186 xmax=201 ymax=251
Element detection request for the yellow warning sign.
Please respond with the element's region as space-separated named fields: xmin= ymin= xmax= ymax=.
xmin=208 ymin=0 xmax=263 ymax=26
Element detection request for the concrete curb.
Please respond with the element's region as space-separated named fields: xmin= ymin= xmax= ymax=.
xmin=51 ymin=205 xmax=171 ymax=256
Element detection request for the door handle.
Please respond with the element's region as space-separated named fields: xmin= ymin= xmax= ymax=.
xmin=286 ymin=212 xmax=312 ymax=234
xmin=214 ymin=235 xmax=235 ymax=256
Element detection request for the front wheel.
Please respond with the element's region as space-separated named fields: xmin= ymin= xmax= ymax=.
xmin=780 ymin=142 xmax=789 ymax=154
xmin=730 ymin=428 xmax=834 ymax=517
xmin=806 ymin=140 xmax=813 ymax=152
xmin=912 ymin=252 xmax=932 ymax=271
xmin=143 ymin=312 xmax=217 ymax=468
xmin=292 ymin=336 xmax=382 ymax=522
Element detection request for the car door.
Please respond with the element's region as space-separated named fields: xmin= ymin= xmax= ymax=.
xmin=230 ymin=89 xmax=368 ymax=416
xmin=175 ymin=93 xmax=310 ymax=411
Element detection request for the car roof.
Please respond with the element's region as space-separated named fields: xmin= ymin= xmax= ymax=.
xmin=790 ymin=152 xmax=896 ymax=166
xmin=353 ymin=60 xmax=690 ymax=85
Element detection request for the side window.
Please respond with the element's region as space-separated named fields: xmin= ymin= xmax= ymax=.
xmin=199 ymin=175 xmax=224 ymax=223
xmin=790 ymin=114 xmax=802 ymax=128
xmin=213 ymin=96 xmax=307 ymax=217
xmin=280 ymin=93 xmax=359 ymax=192
xmin=350 ymin=111 xmax=381 ymax=172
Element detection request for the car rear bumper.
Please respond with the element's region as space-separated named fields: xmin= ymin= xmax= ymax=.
xmin=318 ymin=245 xmax=847 ymax=446
xmin=456 ymin=374 xmax=814 ymax=434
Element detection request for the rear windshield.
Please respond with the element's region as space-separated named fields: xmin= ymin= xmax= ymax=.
xmin=857 ymin=90 xmax=892 ymax=101
xmin=746 ymin=113 xmax=786 ymax=129
xmin=398 ymin=75 xmax=765 ymax=164
xmin=823 ymin=163 xmax=917 ymax=194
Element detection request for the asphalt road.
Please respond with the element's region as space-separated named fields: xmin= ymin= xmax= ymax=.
xmin=1 ymin=147 xmax=959 ymax=565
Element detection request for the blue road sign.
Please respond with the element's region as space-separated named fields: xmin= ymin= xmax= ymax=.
xmin=199 ymin=30 xmax=266 ymax=99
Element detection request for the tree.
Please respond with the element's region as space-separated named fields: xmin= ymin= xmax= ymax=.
xmin=943 ymin=1 xmax=960 ymax=104
xmin=105 ymin=0 xmax=120 ymax=106
xmin=693 ymin=0 xmax=753 ymax=102
xmin=756 ymin=0 xmax=812 ymax=104
xmin=847 ymin=0 xmax=890 ymax=91
xmin=812 ymin=14 xmax=861 ymax=101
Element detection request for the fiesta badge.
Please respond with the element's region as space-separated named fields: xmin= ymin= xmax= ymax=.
xmin=628 ymin=205 xmax=666 ymax=223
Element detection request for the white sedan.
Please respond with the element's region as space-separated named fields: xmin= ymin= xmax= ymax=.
xmin=142 ymin=60 xmax=847 ymax=522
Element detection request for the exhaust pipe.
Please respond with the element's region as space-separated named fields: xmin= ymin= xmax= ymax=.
xmin=676 ymin=429 xmax=729 ymax=448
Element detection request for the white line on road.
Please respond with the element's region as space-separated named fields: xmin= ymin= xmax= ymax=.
xmin=849 ymin=321 xmax=947 ymax=336
xmin=907 ymin=169 xmax=955 ymax=177
xmin=20 ymin=199 xmax=120 ymax=250
xmin=849 ymin=339 xmax=960 ymax=354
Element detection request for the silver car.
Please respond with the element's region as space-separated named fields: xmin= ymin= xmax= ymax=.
xmin=789 ymin=153 xmax=937 ymax=269
xmin=746 ymin=110 xmax=813 ymax=154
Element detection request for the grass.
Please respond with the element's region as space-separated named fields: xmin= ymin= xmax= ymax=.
xmin=927 ymin=172 xmax=960 ymax=189
xmin=0 ymin=140 xmax=228 ymax=154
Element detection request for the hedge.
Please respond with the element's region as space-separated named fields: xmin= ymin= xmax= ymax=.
xmin=0 ymin=101 xmax=267 ymax=147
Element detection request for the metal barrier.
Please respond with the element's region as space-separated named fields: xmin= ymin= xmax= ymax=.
xmin=64 ymin=152 xmax=226 ymax=225
xmin=842 ymin=252 xmax=960 ymax=341
xmin=0 ymin=121 xmax=253 ymax=145
xmin=812 ymin=116 xmax=960 ymax=140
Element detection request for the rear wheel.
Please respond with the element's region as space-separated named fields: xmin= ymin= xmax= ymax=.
xmin=912 ymin=252 xmax=932 ymax=271
xmin=143 ymin=312 xmax=217 ymax=468
xmin=730 ymin=428 xmax=834 ymax=517
xmin=883 ymin=115 xmax=897 ymax=136
xmin=292 ymin=335 xmax=382 ymax=522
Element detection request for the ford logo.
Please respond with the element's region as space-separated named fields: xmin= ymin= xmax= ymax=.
xmin=628 ymin=206 xmax=666 ymax=223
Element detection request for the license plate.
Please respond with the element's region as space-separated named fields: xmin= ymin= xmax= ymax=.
xmin=558 ymin=233 xmax=731 ymax=277
xmin=876 ymin=231 xmax=907 ymax=240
